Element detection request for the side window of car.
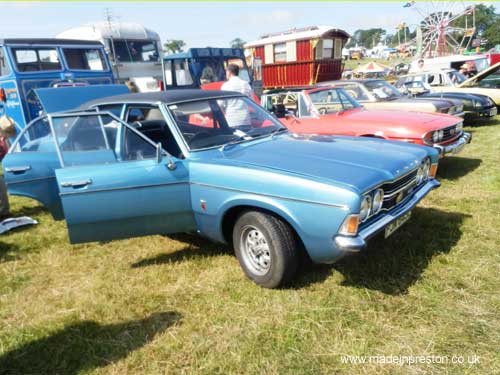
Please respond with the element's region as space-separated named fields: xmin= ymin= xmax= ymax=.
xmin=126 ymin=106 xmax=163 ymax=123
xmin=122 ymin=127 xmax=157 ymax=161
xmin=12 ymin=117 xmax=53 ymax=153
xmin=125 ymin=105 xmax=182 ymax=159
xmin=97 ymin=104 xmax=124 ymax=121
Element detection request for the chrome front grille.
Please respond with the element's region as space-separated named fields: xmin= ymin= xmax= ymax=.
xmin=381 ymin=169 xmax=418 ymax=211
xmin=441 ymin=124 xmax=461 ymax=142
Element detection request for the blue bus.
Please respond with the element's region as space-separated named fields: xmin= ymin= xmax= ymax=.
xmin=0 ymin=38 xmax=115 ymax=135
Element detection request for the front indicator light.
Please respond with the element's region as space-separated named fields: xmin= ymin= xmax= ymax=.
xmin=339 ymin=214 xmax=360 ymax=236
xmin=429 ymin=163 xmax=438 ymax=179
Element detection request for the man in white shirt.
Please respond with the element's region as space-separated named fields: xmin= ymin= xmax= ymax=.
xmin=220 ymin=64 xmax=254 ymax=127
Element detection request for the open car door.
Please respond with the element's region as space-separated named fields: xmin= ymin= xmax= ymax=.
xmin=50 ymin=112 xmax=195 ymax=244
xmin=3 ymin=116 xmax=64 ymax=219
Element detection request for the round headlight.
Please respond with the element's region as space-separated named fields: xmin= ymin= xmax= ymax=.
xmin=423 ymin=158 xmax=431 ymax=181
xmin=359 ymin=195 xmax=372 ymax=222
xmin=432 ymin=131 xmax=440 ymax=143
xmin=456 ymin=122 xmax=463 ymax=132
xmin=416 ymin=165 xmax=424 ymax=185
xmin=438 ymin=129 xmax=444 ymax=141
xmin=372 ymin=189 xmax=384 ymax=215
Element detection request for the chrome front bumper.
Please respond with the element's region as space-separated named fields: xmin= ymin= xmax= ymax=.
xmin=334 ymin=179 xmax=440 ymax=253
xmin=434 ymin=132 xmax=472 ymax=158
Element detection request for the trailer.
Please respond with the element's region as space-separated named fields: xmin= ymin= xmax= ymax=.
xmin=244 ymin=26 xmax=349 ymax=89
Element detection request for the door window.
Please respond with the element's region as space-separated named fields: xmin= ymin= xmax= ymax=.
xmin=11 ymin=117 xmax=54 ymax=153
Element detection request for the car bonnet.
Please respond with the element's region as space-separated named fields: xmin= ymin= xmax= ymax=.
xmin=215 ymin=134 xmax=432 ymax=194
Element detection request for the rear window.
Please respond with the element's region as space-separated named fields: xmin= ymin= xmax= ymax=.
xmin=62 ymin=48 xmax=108 ymax=71
xmin=12 ymin=48 xmax=61 ymax=72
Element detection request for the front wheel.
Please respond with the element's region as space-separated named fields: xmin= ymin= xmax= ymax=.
xmin=233 ymin=211 xmax=298 ymax=288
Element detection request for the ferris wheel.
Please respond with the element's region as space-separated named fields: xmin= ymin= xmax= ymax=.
xmin=405 ymin=1 xmax=476 ymax=57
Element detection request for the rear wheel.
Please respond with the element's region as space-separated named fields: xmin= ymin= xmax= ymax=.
xmin=233 ymin=211 xmax=298 ymax=288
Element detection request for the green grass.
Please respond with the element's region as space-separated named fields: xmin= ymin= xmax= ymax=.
xmin=1 ymin=118 xmax=499 ymax=374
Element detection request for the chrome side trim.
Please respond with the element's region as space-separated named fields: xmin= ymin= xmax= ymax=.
xmin=59 ymin=181 xmax=187 ymax=197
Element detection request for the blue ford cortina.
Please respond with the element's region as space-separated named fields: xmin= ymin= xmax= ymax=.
xmin=3 ymin=88 xmax=440 ymax=288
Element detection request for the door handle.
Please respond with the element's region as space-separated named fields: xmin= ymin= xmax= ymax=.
xmin=60 ymin=179 xmax=92 ymax=188
xmin=5 ymin=165 xmax=31 ymax=173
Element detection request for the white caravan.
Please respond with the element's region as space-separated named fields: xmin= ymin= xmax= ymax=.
xmin=57 ymin=22 xmax=163 ymax=92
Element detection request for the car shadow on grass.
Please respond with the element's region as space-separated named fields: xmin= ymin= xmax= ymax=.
xmin=0 ymin=241 xmax=20 ymax=263
xmin=131 ymin=233 xmax=230 ymax=268
xmin=0 ymin=311 xmax=181 ymax=375
xmin=326 ymin=207 xmax=468 ymax=295
xmin=437 ymin=156 xmax=481 ymax=180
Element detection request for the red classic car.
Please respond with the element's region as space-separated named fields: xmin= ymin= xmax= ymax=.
xmin=261 ymin=86 xmax=471 ymax=157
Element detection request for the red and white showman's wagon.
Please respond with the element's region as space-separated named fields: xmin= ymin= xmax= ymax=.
xmin=245 ymin=26 xmax=349 ymax=89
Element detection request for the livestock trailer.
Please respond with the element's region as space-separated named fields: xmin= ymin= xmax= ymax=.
xmin=245 ymin=26 xmax=349 ymax=89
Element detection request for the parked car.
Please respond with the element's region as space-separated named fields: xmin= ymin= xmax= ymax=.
xmin=395 ymin=63 xmax=500 ymax=107
xmin=4 ymin=88 xmax=440 ymax=288
xmin=396 ymin=79 xmax=497 ymax=122
xmin=409 ymin=54 xmax=490 ymax=74
xmin=262 ymin=86 xmax=470 ymax=158
xmin=319 ymin=79 xmax=465 ymax=117
xmin=0 ymin=38 xmax=115 ymax=136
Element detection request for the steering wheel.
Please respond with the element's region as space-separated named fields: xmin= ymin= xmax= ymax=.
xmin=188 ymin=131 xmax=212 ymax=147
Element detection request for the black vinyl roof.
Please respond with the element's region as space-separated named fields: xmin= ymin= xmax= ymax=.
xmin=82 ymin=89 xmax=245 ymax=108
xmin=0 ymin=38 xmax=104 ymax=46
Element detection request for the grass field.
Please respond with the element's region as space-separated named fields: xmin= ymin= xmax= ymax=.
xmin=1 ymin=118 xmax=499 ymax=374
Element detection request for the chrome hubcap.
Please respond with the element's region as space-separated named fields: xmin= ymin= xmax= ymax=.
xmin=240 ymin=225 xmax=271 ymax=276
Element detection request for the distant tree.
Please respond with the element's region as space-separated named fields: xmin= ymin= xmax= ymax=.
xmin=230 ymin=38 xmax=246 ymax=49
xmin=346 ymin=28 xmax=386 ymax=48
xmin=163 ymin=40 xmax=186 ymax=54
xmin=451 ymin=4 xmax=500 ymax=49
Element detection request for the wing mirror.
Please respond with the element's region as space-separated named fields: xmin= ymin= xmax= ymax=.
xmin=156 ymin=142 xmax=177 ymax=170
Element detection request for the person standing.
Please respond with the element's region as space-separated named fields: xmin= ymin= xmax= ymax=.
xmin=221 ymin=63 xmax=254 ymax=98
xmin=220 ymin=64 xmax=254 ymax=128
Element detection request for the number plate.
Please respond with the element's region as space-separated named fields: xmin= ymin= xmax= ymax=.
xmin=385 ymin=211 xmax=411 ymax=238
xmin=490 ymin=107 xmax=498 ymax=116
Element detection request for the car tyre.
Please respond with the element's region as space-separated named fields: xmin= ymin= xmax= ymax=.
xmin=233 ymin=211 xmax=298 ymax=288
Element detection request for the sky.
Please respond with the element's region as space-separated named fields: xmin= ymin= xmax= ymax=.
xmin=1 ymin=1 xmax=498 ymax=48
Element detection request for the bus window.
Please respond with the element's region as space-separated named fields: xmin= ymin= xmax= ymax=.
xmin=12 ymin=48 xmax=61 ymax=72
xmin=63 ymin=48 xmax=108 ymax=71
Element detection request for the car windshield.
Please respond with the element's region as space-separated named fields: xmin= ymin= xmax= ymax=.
xmin=111 ymin=39 xmax=159 ymax=63
xmin=475 ymin=65 xmax=500 ymax=88
xmin=363 ymin=80 xmax=402 ymax=99
xmin=306 ymin=88 xmax=361 ymax=115
xmin=167 ymin=96 xmax=286 ymax=151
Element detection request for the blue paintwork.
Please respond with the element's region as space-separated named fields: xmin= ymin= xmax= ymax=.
xmin=0 ymin=40 xmax=114 ymax=136
xmin=3 ymin=93 xmax=440 ymax=264
xmin=35 ymin=85 xmax=129 ymax=114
